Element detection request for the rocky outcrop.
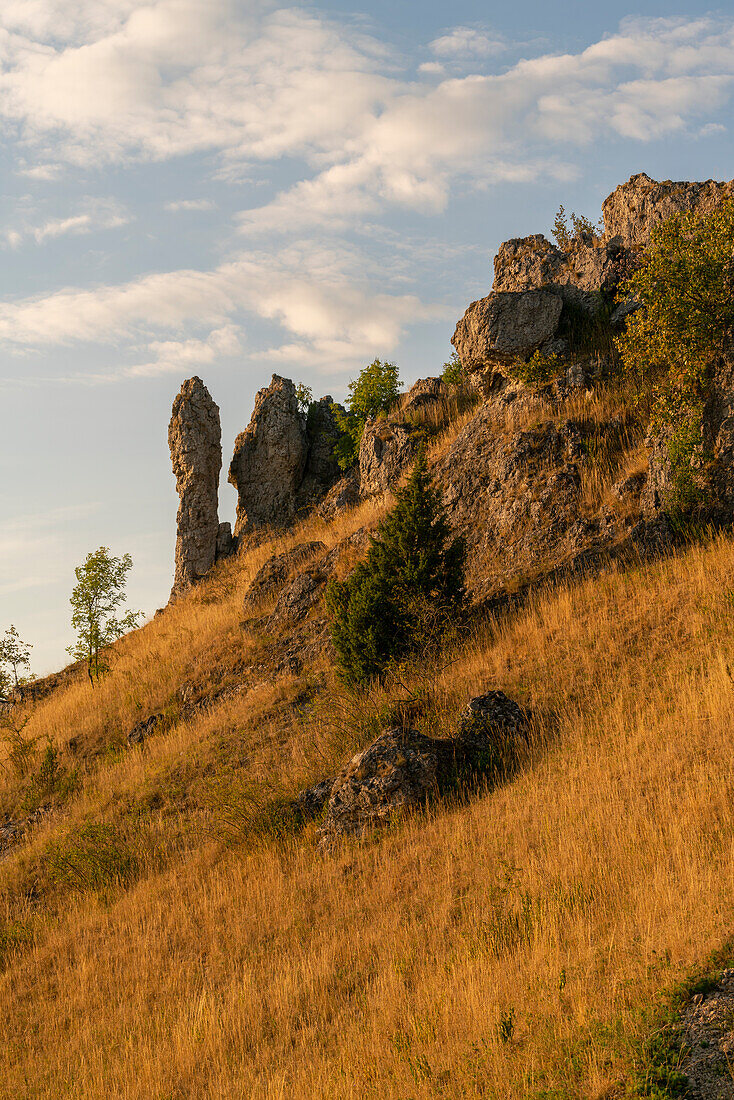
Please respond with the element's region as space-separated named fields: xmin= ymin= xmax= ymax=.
xmin=452 ymin=290 xmax=563 ymax=389
xmin=306 ymin=690 xmax=532 ymax=839
xmin=169 ymin=376 xmax=223 ymax=598
xmin=358 ymin=418 xmax=421 ymax=496
xmin=228 ymin=375 xmax=308 ymax=538
xmin=453 ymin=173 xmax=733 ymax=397
xmin=317 ymin=471 xmax=360 ymax=522
xmin=601 ymin=172 xmax=734 ymax=251
xmin=296 ymin=398 xmax=344 ymax=512
xmin=402 ymin=377 xmax=449 ymax=415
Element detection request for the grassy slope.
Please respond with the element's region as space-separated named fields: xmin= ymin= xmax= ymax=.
xmin=2 ymin=393 xmax=732 ymax=1098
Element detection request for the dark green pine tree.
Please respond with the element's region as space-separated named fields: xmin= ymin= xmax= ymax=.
xmin=326 ymin=451 xmax=465 ymax=685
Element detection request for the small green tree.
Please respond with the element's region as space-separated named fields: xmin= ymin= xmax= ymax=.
xmin=616 ymin=199 xmax=734 ymax=510
xmin=441 ymin=351 xmax=466 ymax=386
xmin=0 ymin=625 xmax=32 ymax=697
xmin=326 ymin=451 xmax=465 ymax=685
xmin=67 ymin=547 xmax=142 ymax=685
xmin=332 ymin=359 xmax=402 ymax=470
xmin=295 ymin=383 xmax=313 ymax=415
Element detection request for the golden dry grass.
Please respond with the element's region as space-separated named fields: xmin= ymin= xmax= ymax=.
xmin=1 ymin=521 xmax=734 ymax=1097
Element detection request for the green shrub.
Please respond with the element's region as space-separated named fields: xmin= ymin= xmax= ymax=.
xmin=332 ymin=359 xmax=402 ymax=469
xmin=441 ymin=351 xmax=466 ymax=386
xmin=616 ymin=199 xmax=734 ymax=512
xmin=42 ymin=822 xmax=139 ymax=894
xmin=326 ymin=451 xmax=465 ymax=685
xmin=506 ymin=350 xmax=563 ymax=387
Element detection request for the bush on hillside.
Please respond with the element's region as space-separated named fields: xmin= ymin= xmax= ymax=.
xmin=326 ymin=451 xmax=465 ymax=685
xmin=616 ymin=199 xmax=734 ymax=511
xmin=332 ymin=359 xmax=402 ymax=470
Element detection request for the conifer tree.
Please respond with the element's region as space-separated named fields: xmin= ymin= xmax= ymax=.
xmin=326 ymin=452 xmax=465 ymax=685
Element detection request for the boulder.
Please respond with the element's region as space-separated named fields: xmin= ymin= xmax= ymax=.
xmin=316 ymin=471 xmax=361 ymax=522
xmin=127 ymin=713 xmax=164 ymax=746
xmin=228 ymin=375 xmax=308 ymax=537
xmin=168 ymin=376 xmax=222 ymax=599
xmin=323 ymin=728 xmax=439 ymax=839
xmin=266 ymin=569 xmax=325 ymax=631
xmin=243 ymin=542 xmax=326 ymax=609
xmin=457 ymin=691 xmax=530 ymax=743
xmin=451 ymin=290 xmax=563 ymax=392
xmin=358 ymin=419 xmax=421 ymax=496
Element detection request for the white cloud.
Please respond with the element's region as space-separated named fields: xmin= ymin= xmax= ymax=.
xmin=164 ymin=199 xmax=215 ymax=212
xmin=429 ymin=27 xmax=505 ymax=59
xmin=0 ymin=241 xmax=443 ymax=374
xmin=3 ymin=198 xmax=130 ymax=247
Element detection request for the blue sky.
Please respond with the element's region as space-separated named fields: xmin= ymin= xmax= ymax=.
xmin=0 ymin=0 xmax=732 ymax=673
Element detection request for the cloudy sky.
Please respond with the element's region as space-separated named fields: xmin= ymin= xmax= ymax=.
xmin=1 ymin=0 xmax=733 ymax=673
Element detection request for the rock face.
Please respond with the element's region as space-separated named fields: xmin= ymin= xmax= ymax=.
xmin=452 ymin=290 xmax=563 ymax=386
xmin=296 ymin=398 xmax=344 ymax=512
xmin=228 ymin=375 xmax=308 ymax=538
xmin=358 ymin=418 xmax=421 ymax=496
xmin=681 ymin=967 xmax=734 ymax=1099
xmin=317 ymin=471 xmax=360 ymax=522
xmin=601 ymin=172 xmax=734 ymax=251
xmin=243 ymin=542 xmax=326 ymax=609
xmin=169 ymin=377 xmax=223 ymax=598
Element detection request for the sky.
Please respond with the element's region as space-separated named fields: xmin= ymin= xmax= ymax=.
xmin=0 ymin=0 xmax=733 ymax=674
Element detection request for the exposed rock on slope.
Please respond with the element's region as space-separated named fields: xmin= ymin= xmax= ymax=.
xmin=453 ymin=172 xmax=734 ymax=397
xmin=601 ymin=172 xmax=734 ymax=250
xmin=169 ymin=376 xmax=223 ymax=598
xmin=359 ymin=418 xmax=421 ymax=496
xmin=228 ymin=375 xmax=308 ymax=538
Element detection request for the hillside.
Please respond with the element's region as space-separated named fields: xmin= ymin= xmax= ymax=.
xmin=3 ymin=173 xmax=734 ymax=1098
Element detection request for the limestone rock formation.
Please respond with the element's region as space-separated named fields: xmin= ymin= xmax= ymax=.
xmin=296 ymin=397 xmax=344 ymax=512
xmin=316 ymin=471 xmax=360 ymax=522
xmin=453 ymin=173 xmax=733 ymax=397
xmin=229 ymin=375 xmax=308 ymax=537
xmin=322 ymin=728 xmax=439 ymax=839
xmin=601 ymin=172 xmax=734 ymax=251
xmin=358 ymin=418 xmax=421 ymax=496
xmin=402 ymin=377 xmax=449 ymax=415
xmin=169 ymin=376 xmax=222 ymax=598
xmin=452 ymin=290 xmax=563 ymax=387
xmin=457 ymin=691 xmax=530 ymax=743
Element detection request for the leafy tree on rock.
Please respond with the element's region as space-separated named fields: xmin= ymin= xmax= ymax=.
xmin=67 ymin=547 xmax=142 ymax=685
xmin=616 ymin=200 xmax=734 ymax=510
xmin=326 ymin=451 xmax=465 ymax=685
xmin=332 ymin=359 xmax=402 ymax=470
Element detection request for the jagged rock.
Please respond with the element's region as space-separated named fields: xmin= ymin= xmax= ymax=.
xmin=322 ymin=728 xmax=439 ymax=839
xmin=266 ymin=568 xmax=326 ymax=630
xmin=402 ymin=377 xmax=449 ymax=415
xmin=680 ymin=967 xmax=734 ymax=1098
xmin=296 ymin=777 xmax=334 ymax=819
xmin=127 ymin=713 xmax=164 ymax=746
xmin=358 ymin=418 xmax=421 ymax=496
xmin=493 ymin=233 xmax=633 ymax=306
xmin=317 ymin=471 xmax=361 ymax=521
xmin=243 ymin=542 xmax=326 ymax=608
xmin=216 ymin=523 xmax=235 ymax=561
xmin=435 ymin=404 xmax=587 ymax=594
xmin=452 ymin=290 xmax=563 ymax=392
xmin=317 ymin=528 xmax=371 ymax=576
xmin=296 ymin=397 xmax=344 ymax=512
xmin=601 ymin=172 xmax=734 ymax=251
xmin=457 ymin=691 xmax=529 ymax=742
xmin=168 ymin=376 xmax=222 ymax=598
xmin=228 ymin=375 xmax=308 ymax=537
